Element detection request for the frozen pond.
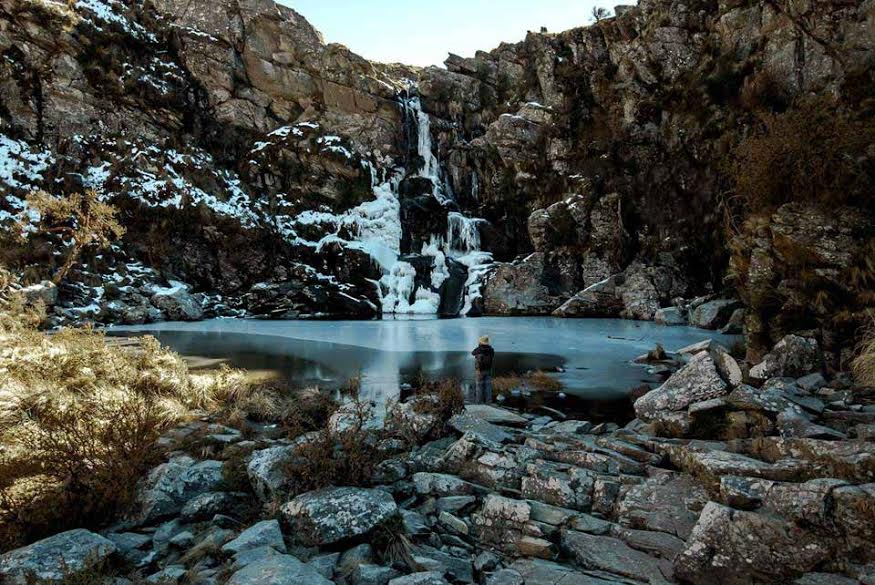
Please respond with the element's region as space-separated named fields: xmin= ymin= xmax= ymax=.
xmin=110 ymin=317 xmax=738 ymax=407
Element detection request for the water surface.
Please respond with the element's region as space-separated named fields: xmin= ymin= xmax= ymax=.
xmin=111 ymin=317 xmax=737 ymax=409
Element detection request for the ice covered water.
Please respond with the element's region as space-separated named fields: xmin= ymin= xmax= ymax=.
xmin=111 ymin=317 xmax=739 ymax=410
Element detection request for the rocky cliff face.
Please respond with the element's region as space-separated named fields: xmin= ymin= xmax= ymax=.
xmin=1 ymin=0 xmax=872 ymax=340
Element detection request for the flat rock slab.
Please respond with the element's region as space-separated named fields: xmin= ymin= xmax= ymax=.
xmin=0 ymin=529 xmax=117 ymax=585
xmin=509 ymin=558 xmax=626 ymax=584
xmin=561 ymin=530 xmax=673 ymax=584
xmin=464 ymin=405 xmax=528 ymax=427
xmin=226 ymin=554 xmax=333 ymax=585
xmin=448 ymin=414 xmax=513 ymax=443
xmin=282 ymin=487 xmax=398 ymax=546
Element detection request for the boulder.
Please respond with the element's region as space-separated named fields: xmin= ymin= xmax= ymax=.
xmin=137 ymin=457 xmax=225 ymax=523
xmin=247 ymin=445 xmax=296 ymax=502
xmin=655 ymin=306 xmax=687 ymax=326
xmin=21 ymin=281 xmax=59 ymax=307
xmin=222 ymin=520 xmax=287 ymax=556
xmin=226 ymin=554 xmax=334 ymax=585
xmin=674 ymin=502 xmax=831 ymax=585
xmin=281 ymin=487 xmax=398 ymax=546
xmin=388 ymin=573 xmax=449 ymax=585
xmin=150 ymin=283 xmax=204 ymax=321
xmin=689 ymin=300 xmax=741 ymax=330
xmin=750 ymin=336 xmax=822 ymax=381
xmin=0 ymin=530 xmax=117 ymax=585
xmin=634 ymin=352 xmax=729 ymax=427
xmin=561 ymin=530 xmax=672 ymax=583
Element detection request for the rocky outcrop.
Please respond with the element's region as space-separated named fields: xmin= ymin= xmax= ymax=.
xmin=0 ymin=529 xmax=117 ymax=585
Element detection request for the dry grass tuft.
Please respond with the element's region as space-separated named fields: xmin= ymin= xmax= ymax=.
xmin=853 ymin=317 xmax=875 ymax=387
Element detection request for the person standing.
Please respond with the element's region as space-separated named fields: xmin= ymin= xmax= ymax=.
xmin=472 ymin=335 xmax=495 ymax=404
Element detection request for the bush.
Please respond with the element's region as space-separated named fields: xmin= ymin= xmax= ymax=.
xmin=282 ymin=401 xmax=382 ymax=496
xmin=727 ymin=96 xmax=874 ymax=213
xmin=0 ymin=269 xmax=276 ymax=550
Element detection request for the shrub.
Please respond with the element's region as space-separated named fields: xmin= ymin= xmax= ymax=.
xmin=727 ymin=96 xmax=874 ymax=213
xmin=281 ymin=401 xmax=382 ymax=496
xmin=0 ymin=270 xmax=275 ymax=550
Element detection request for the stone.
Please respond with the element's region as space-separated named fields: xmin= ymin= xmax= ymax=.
xmin=750 ymin=335 xmax=822 ymax=381
xmin=247 ymin=445 xmax=296 ymax=502
xmin=435 ymin=495 xmax=477 ymax=514
xmin=137 ymin=456 xmax=225 ymax=523
xmin=617 ymin=473 xmax=708 ymax=539
xmin=655 ymin=306 xmax=687 ymax=326
xmin=0 ymin=530 xmax=117 ymax=585
xmin=352 ymin=564 xmax=400 ymax=585
xmin=463 ymin=404 xmax=528 ymax=426
xmin=337 ymin=544 xmax=374 ymax=577
xmin=281 ymin=487 xmax=398 ymax=546
xmin=388 ymin=573 xmax=449 ymax=585
xmin=720 ymin=308 xmax=746 ymax=334
xmin=181 ymin=491 xmax=248 ymax=522
xmin=508 ymin=559 xmax=620 ymax=584
xmin=486 ymin=569 xmax=524 ymax=585
xmin=777 ymin=410 xmax=847 ymax=440
xmin=150 ymin=284 xmax=204 ymax=321
xmin=795 ymin=575 xmax=858 ymax=585
xmin=226 ymin=554 xmax=334 ymax=585
xmin=222 ymin=520 xmax=287 ymax=555
xmin=689 ymin=299 xmax=741 ymax=329
xmin=413 ymin=473 xmax=482 ymax=496
xmin=634 ymin=352 xmax=729 ymax=425
xmin=675 ymin=502 xmax=831 ymax=585
xmin=307 ymin=553 xmax=340 ymax=579
xmin=561 ymin=530 xmax=671 ymax=583
xmin=231 ymin=546 xmax=283 ymax=572
xmin=21 ymin=281 xmax=59 ymax=307
xmin=146 ymin=566 xmax=187 ymax=584
xmin=448 ymin=414 xmax=513 ymax=443
xmin=438 ymin=511 xmax=468 ymax=535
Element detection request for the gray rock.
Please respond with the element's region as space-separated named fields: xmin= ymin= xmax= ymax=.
xmin=463 ymin=404 xmax=528 ymax=426
xmin=222 ymin=520 xmax=287 ymax=555
xmin=777 ymin=410 xmax=847 ymax=440
xmin=226 ymin=554 xmax=333 ymax=585
xmin=307 ymin=553 xmax=340 ymax=579
xmin=486 ymin=569 xmax=523 ymax=585
xmin=435 ymin=496 xmax=477 ymax=514
xmin=675 ymin=502 xmax=831 ymax=585
xmin=181 ymin=492 xmax=248 ymax=523
xmin=509 ymin=558 xmax=623 ymax=584
xmin=413 ymin=473 xmax=482 ymax=496
xmin=750 ymin=335 xmax=821 ymax=381
xmin=231 ymin=546 xmax=283 ymax=572
xmin=560 ymin=530 xmax=671 ymax=583
xmin=720 ymin=308 xmax=746 ymax=334
xmin=388 ymin=573 xmax=449 ymax=585
xmin=634 ymin=352 xmax=728 ymax=427
xmin=797 ymin=373 xmax=827 ymax=392
xmin=247 ymin=445 xmax=296 ymax=503
xmin=448 ymin=414 xmax=513 ymax=443
xmin=617 ymin=474 xmax=708 ymax=539
xmin=352 ymin=564 xmax=400 ymax=585
xmin=689 ymin=299 xmax=741 ymax=329
xmin=21 ymin=281 xmax=59 ymax=307
xmin=795 ymin=574 xmax=858 ymax=585
xmin=0 ymin=530 xmax=117 ymax=585
xmin=282 ymin=487 xmax=398 ymax=546
xmin=401 ymin=509 xmax=430 ymax=535
xmin=655 ymin=306 xmax=687 ymax=326
xmin=137 ymin=457 xmax=225 ymax=523
xmin=151 ymin=284 xmax=204 ymax=321
xmin=146 ymin=566 xmax=187 ymax=584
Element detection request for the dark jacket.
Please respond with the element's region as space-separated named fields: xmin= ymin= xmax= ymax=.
xmin=472 ymin=344 xmax=495 ymax=372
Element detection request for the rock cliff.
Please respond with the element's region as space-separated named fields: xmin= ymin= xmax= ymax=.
xmin=1 ymin=0 xmax=872 ymax=351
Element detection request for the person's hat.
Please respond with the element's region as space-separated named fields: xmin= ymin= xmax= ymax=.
xmin=479 ymin=335 xmax=490 ymax=345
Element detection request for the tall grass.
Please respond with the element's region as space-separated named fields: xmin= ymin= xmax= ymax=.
xmin=853 ymin=317 xmax=875 ymax=387
xmin=0 ymin=266 xmax=273 ymax=550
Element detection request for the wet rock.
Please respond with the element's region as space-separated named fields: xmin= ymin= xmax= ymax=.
xmin=281 ymin=487 xmax=398 ymax=546
xmin=0 ymin=530 xmax=117 ymax=585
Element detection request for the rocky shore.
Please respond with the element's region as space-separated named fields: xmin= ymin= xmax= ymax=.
xmin=2 ymin=334 xmax=872 ymax=585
